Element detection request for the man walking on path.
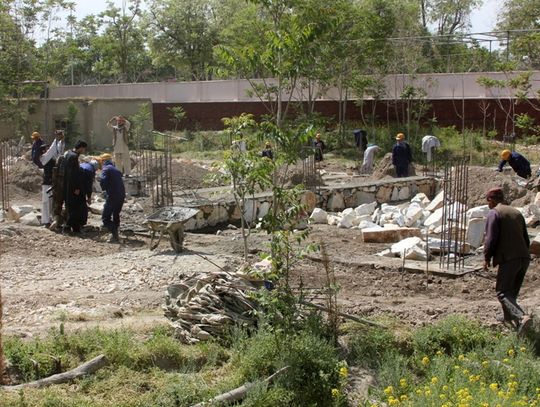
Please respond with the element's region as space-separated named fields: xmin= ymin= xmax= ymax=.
xmin=483 ymin=187 xmax=532 ymax=334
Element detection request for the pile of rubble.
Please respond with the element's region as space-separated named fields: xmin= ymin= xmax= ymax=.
xmin=164 ymin=270 xmax=260 ymax=344
xmin=309 ymin=189 xmax=540 ymax=262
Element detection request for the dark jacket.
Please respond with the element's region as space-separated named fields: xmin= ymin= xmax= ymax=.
xmin=392 ymin=141 xmax=412 ymax=167
xmin=484 ymin=203 xmax=530 ymax=266
xmin=43 ymin=159 xmax=55 ymax=185
xmin=80 ymin=162 xmax=96 ymax=200
xmin=261 ymin=148 xmax=273 ymax=160
xmin=31 ymin=139 xmax=44 ymax=168
xmin=64 ymin=150 xmax=82 ymax=195
xmin=498 ymin=152 xmax=531 ymax=178
xmin=100 ymin=162 xmax=125 ymax=202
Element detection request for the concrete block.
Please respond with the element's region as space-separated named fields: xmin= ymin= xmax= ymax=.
xmin=424 ymin=207 xmax=444 ymax=227
xmin=355 ymin=202 xmax=377 ymax=216
xmin=466 ymin=217 xmax=486 ymax=249
xmin=467 ymin=205 xmax=489 ymax=219
xmin=362 ymin=227 xmax=421 ymax=243
xmin=309 ymin=208 xmax=328 ymax=224
xmin=207 ymin=205 xmax=229 ymax=227
xmin=530 ymin=233 xmax=540 ymax=256
xmin=425 ymin=189 xmax=444 ymax=212
xmin=405 ymin=203 xmax=424 ymax=227
xmin=376 ymin=249 xmax=395 ymax=257
xmin=8 ymin=205 xmax=35 ymax=221
xmin=358 ymin=220 xmax=380 ymax=230
xmin=398 ymin=186 xmax=410 ymax=200
xmin=390 ymin=187 xmax=399 ymax=201
xmin=258 ymin=201 xmax=271 ymax=219
xmin=20 ymin=212 xmax=40 ymax=226
xmin=381 ymin=203 xmax=400 ymax=214
xmin=375 ymin=186 xmax=392 ymax=203
xmin=89 ymin=202 xmax=105 ymax=215
xmin=342 ymin=208 xmax=355 ymax=216
xmin=356 ymin=191 xmax=376 ymax=205
xmin=353 ymin=215 xmax=372 ymax=226
xmin=411 ymin=193 xmax=430 ymax=207
xmin=390 ymin=236 xmax=423 ymax=255
xmin=337 ymin=215 xmax=354 ymax=229
xmin=328 ymin=192 xmax=345 ymax=211
xmin=327 ymin=214 xmax=340 ymax=226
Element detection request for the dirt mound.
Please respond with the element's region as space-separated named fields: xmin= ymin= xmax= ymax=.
xmin=10 ymin=159 xmax=42 ymax=193
xmin=171 ymin=160 xmax=219 ymax=190
xmin=466 ymin=166 xmax=528 ymax=207
xmin=372 ymin=153 xmax=416 ymax=179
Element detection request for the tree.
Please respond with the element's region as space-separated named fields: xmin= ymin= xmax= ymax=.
xmin=147 ymin=0 xmax=218 ymax=81
xmin=498 ymin=0 xmax=540 ymax=69
xmin=427 ymin=0 xmax=483 ymax=36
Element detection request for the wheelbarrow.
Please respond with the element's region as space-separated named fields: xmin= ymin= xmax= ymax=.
xmin=144 ymin=206 xmax=200 ymax=252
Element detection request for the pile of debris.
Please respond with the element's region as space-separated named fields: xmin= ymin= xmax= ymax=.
xmin=164 ymin=270 xmax=261 ymax=344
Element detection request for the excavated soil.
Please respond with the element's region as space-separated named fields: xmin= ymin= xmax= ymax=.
xmin=466 ymin=166 xmax=530 ymax=207
xmin=372 ymin=153 xmax=417 ymax=179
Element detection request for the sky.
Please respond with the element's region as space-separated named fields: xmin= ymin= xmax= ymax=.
xmin=73 ymin=0 xmax=503 ymax=34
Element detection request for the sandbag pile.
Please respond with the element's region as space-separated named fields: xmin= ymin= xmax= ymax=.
xmin=164 ymin=271 xmax=260 ymax=344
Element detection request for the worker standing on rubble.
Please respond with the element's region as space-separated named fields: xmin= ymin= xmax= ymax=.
xmin=100 ymin=153 xmax=126 ymax=243
xmin=41 ymin=130 xmax=65 ymax=228
xmin=497 ymin=150 xmax=531 ymax=179
xmin=64 ymin=140 xmax=88 ymax=234
xmin=392 ymin=133 xmax=412 ymax=177
xmin=483 ymin=187 xmax=532 ymax=334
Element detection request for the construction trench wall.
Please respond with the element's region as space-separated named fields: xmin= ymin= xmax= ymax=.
xmin=179 ymin=176 xmax=438 ymax=231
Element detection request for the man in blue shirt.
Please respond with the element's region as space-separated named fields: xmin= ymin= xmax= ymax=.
xmin=498 ymin=149 xmax=531 ymax=179
xmin=99 ymin=154 xmax=126 ymax=243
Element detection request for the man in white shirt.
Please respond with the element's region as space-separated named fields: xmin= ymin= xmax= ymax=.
xmin=107 ymin=115 xmax=131 ymax=176
xmin=40 ymin=130 xmax=65 ymax=226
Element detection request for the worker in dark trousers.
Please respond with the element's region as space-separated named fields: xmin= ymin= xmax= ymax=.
xmin=392 ymin=133 xmax=412 ymax=177
xmin=484 ymin=187 xmax=532 ymax=334
xmin=498 ymin=149 xmax=531 ymax=179
xmin=99 ymin=154 xmax=126 ymax=243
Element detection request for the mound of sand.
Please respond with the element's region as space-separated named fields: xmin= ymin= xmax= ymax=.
xmin=466 ymin=166 xmax=528 ymax=207
xmin=372 ymin=153 xmax=417 ymax=179
xmin=10 ymin=159 xmax=42 ymax=193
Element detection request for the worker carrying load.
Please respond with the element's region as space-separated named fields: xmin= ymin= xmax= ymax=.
xmin=497 ymin=150 xmax=531 ymax=179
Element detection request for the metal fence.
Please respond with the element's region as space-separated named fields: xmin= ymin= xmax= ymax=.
xmin=0 ymin=142 xmax=17 ymax=212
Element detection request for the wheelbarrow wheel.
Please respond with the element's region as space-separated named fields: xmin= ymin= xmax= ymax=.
xmin=168 ymin=224 xmax=185 ymax=253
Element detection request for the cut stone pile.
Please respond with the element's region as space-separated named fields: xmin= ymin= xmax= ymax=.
xmin=164 ymin=270 xmax=260 ymax=344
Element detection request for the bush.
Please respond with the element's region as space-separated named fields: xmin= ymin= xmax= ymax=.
xmin=412 ymin=315 xmax=494 ymax=356
xmin=346 ymin=324 xmax=399 ymax=369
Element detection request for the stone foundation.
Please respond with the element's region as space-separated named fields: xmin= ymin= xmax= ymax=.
xmin=177 ymin=176 xmax=439 ymax=231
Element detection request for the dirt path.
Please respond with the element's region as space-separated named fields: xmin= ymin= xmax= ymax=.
xmin=2 ymin=221 xmax=539 ymax=338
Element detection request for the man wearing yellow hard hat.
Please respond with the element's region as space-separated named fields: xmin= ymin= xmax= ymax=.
xmin=392 ymin=132 xmax=412 ymax=177
xmin=498 ymin=149 xmax=531 ymax=179
xmin=31 ymin=131 xmax=44 ymax=168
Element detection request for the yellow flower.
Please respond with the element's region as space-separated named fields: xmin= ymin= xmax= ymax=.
xmin=399 ymin=378 xmax=407 ymax=388
xmin=482 ymin=360 xmax=489 ymax=368
xmin=421 ymin=356 xmax=430 ymax=366
xmin=425 ymin=389 xmax=431 ymax=396
xmin=384 ymin=386 xmax=394 ymax=396
xmin=400 ymin=395 xmax=408 ymax=401
xmin=508 ymin=349 xmax=515 ymax=357
xmin=520 ymin=346 xmax=527 ymax=352
xmin=331 ymin=388 xmax=339 ymax=398
xmin=436 ymin=350 xmax=443 ymax=356
xmin=503 ymin=358 xmax=510 ymax=363
xmin=431 ymin=377 xmax=438 ymax=385
xmin=339 ymin=366 xmax=348 ymax=378
xmin=388 ymin=397 xmax=400 ymax=406
xmin=440 ymin=394 xmax=447 ymax=400
xmin=481 ymin=403 xmax=489 ymax=407
xmin=458 ymin=354 xmax=465 ymax=361
xmin=509 ymin=374 xmax=516 ymax=379
xmin=490 ymin=383 xmax=499 ymax=391
xmin=443 ymin=385 xmax=449 ymax=391
xmin=462 ymin=369 xmax=469 ymax=375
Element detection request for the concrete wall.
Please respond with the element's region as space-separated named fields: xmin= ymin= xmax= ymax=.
xmin=0 ymin=98 xmax=153 ymax=151
xmin=178 ymin=176 xmax=438 ymax=231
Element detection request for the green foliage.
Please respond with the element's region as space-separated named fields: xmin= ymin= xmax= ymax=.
xmin=167 ymin=106 xmax=186 ymax=131
xmin=412 ymin=315 xmax=493 ymax=356
xmin=65 ymin=102 xmax=80 ymax=145
xmin=347 ymin=324 xmax=400 ymax=368
xmin=130 ymin=103 xmax=152 ymax=149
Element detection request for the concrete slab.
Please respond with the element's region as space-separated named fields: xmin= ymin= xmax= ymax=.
xmin=362 ymin=227 xmax=421 ymax=243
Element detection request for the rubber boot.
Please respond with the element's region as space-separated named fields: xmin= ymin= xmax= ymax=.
xmin=108 ymin=229 xmax=120 ymax=243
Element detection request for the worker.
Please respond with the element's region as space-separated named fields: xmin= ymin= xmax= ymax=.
xmin=64 ymin=140 xmax=88 ymax=234
xmin=100 ymin=153 xmax=126 ymax=243
xmin=107 ymin=115 xmax=131 ymax=176
xmin=313 ymin=133 xmax=325 ymax=162
xmin=80 ymin=159 xmax=100 ymax=227
xmin=421 ymin=135 xmax=440 ymax=163
xmin=353 ymin=129 xmax=368 ymax=155
xmin=498 ymin=150 xmax=531 ymax=179
xmin=261 ymin=142 xmax=273 ymax=160
xmin=483 ymin=187 xmax=532 ymax=334
xmin=31 ymin=131 xmax=44 ymax=168
xmin=361 ymin=144 xmax=380 ymax=174
xmin=392 ymin=133 xmax=412 ymax=178
xmin=40 ymin=130 xmax=65 ymax=228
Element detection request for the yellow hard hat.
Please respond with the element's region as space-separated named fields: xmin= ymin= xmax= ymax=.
xmin=31 ymin=131 xmax=41 ymax=140
xmin=396 ymin=133 xmax=405 ymax=141
xmin=100 ymin=153 xmax=113 ymax=162
xmin=501 ymin=149 xmax=511 ymax=160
